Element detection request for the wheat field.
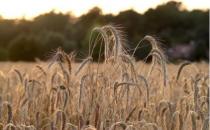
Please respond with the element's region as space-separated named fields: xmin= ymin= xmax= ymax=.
xmin=0 ymin=25 xmax=209 ymax=130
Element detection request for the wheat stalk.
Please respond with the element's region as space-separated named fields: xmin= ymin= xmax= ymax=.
xmin=176 ymin=61 xmax=191 ymax=81
xmin=75 ymin=57 xmax=93 ymax=76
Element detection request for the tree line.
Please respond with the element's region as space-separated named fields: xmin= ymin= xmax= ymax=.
xmin=0 ymin=1 xmax=209 ymax=61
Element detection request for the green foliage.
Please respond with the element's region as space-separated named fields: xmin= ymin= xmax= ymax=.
xmin=41 ymin=31 xmax=66 ymax=52
xmin=8 ymin=35 xmax=42 ymax=61
xmin=32 ymin=11 xmax=70 ymax=32
xmin=39 ymin=31 xmax=76 ymax=59
xmin=0 ymin=47 xmax=8 ymax=60
xmin=0 ymin=1 xmax=208 ymax=61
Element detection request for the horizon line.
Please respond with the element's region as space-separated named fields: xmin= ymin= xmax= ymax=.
xmin=0 ymin=0 xmax=209 ymax=20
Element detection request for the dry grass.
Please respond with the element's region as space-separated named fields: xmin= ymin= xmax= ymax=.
xmin=0 ymin=25 xmax=209 ymax=130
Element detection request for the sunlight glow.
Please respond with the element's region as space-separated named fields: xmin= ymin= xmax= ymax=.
xmin=0 ymin=0 xmax=209 ymax=19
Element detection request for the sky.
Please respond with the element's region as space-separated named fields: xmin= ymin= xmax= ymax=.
xmin=0 ymin=0 xmax=209 ymax=20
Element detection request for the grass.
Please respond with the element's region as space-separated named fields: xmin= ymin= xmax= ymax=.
xmin=0 ymin=25 xmax=209 ymax=130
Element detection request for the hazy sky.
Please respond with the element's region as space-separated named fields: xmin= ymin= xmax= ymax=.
xmin=0 ymin=0 xmax=209 ymax=19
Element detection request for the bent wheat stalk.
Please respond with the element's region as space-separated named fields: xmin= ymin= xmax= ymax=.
xmin=176 ymin=61 xmax=191 ymax=81
xmin=75 ymin=57 xmax=92 ymax=76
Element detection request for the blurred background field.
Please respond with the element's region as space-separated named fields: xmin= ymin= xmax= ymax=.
xmin=0 ymin=61 xmax=208 ymax=78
